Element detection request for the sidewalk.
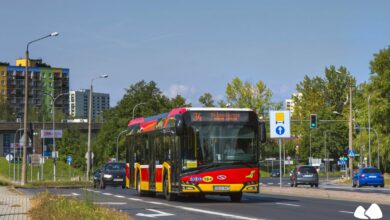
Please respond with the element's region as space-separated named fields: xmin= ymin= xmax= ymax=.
xmin=0 ymin=186 xmax=30 ymax=220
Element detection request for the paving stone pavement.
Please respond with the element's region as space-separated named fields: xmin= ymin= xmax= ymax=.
xmin=0 ymin=186 xmax=30 ymax=220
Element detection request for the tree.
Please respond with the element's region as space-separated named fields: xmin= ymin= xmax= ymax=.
xmin=224 ymin=77 xmax=280 ymax=115
xmin=292 ymin=66 xmax=353 ymax=162
xmin=93 ymin=80 xmax=191 ymax=166
xmin=367 ymin=46 xmax=390 ymax=172
xmin=198 ymin=92 xmax=215 ymax=107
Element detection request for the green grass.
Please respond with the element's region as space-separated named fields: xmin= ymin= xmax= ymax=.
xmin=0 ymin=156 xmax=85 ymax=183
xmin=29 ymin=192 xmax=132 ymax=220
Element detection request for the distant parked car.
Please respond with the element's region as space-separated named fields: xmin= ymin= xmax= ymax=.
xmin=290 ymin=165 xmax=319 ymax=187
xmin=352 ymin=167 xmax=384 ymax=188
xmin=93 ymin=168 xmax=102 ymax=188
xmin=100 ymin=162 xmax=126 ymax=189
xmin=270 ymin=169 xmax=281 ymax=177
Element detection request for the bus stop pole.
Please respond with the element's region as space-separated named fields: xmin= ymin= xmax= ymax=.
xmin=279 ymin=138 xmax=282 ymax=188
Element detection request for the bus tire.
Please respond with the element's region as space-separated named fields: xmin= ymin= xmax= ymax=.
xmin=230 ymin=193 xmax=242 ymax=202
xmin=164 ymin=174 xmax=176 ymax=201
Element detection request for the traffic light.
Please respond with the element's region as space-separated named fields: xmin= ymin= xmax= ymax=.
xmin=310 ymin=114 xmax=317 ymax=128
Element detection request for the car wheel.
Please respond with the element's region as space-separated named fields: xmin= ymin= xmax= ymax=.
xmin=380 ymin=184 xmax=384 ymax=188
xmin=357 ymin=181 xmax=362 ymax=188
xmin=164 ymin=174 xmax=176 ymax=201
xmin=310 ymin=184 xmax=313 ymax=188
xmin=315 ymin=184 xmax=318 ymax=188
xmin=294 ymin=181 xmax=298 ymax=187
xmin=230 ymin=193 xmax=242 ymax=202
xmin=374 ymin=185 xmax=378 ymax=188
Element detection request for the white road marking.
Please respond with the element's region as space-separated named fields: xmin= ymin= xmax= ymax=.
xmin=144 ymin=201 xmax=164 ymax=205
xmin=94 ymin=202 xmax=127 ymax=205
xmin=175 ymin=206 xmax=263 ymax=220
xmin=114 ymin=195 xmax=125 ymax=198
xmin=339 ymin=211 xmax=354 ymax=214
xmin=129 ymin=198 xmax=142 ymax=201
xmin=72 ymin=193 xmax=80 ymax=196
xmin=102 ymin=193 xmax=112 ymax=196
xmin=276 ymin=202 xmax=301 ymax=207
xmin=136 ymin=209 xmax=174 ymax=218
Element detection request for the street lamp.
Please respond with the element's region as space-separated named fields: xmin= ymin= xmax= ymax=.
xmin=43 ymin=92 xmax=68 ymax=181
xmin=116 ymin=129 xmax=128 ymax=161
xmin=87 ymin=74 xmax=109 ymax=179
xmin=132 ymin=102 xmax=147 ymax=120
xmin=368 ymin=95 xmax=371 ymax=167
xmin=22 ymin=32 xmax=59 ymax=185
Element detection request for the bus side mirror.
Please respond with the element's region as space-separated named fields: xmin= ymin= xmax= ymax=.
xmin=175 ymin=115 xmax=184 ymax=135
xmin=259 ymin=121 xmax=266 ymax=143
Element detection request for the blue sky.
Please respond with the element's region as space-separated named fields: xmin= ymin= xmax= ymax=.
xmin=1 ymin=0 xmax=389 ymax=107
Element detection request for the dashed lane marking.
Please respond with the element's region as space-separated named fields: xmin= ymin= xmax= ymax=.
xmin=72 ymin=193 xmax=80 ymax=196
xmin=87 ymin=189 xmax=266 ymax=220
xmin=114 ymin=195 xmax=125 ymax=198
xmin=339 ymin=211 xmax=354 ymax=214
xmin=276 ymin=202 xmax=301 ymax=207
xmin=175 ymin=206 xmax=264 ymax=220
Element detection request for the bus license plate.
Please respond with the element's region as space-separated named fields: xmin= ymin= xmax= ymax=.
xmin=113 ymin=178 xmax=123 ymax=182
xmin=213 ymin=186 xmax=230 ymax=191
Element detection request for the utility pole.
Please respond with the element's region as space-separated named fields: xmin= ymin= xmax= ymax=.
xmin=348 ymin=77 xmax=353 ymax=178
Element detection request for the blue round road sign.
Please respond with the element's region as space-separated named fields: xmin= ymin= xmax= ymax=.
xmin=275 ymin=126 xmax=285 ymax=135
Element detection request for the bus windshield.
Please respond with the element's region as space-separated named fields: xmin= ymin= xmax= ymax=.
xmin=182 ymin=124 xmax=257 ymax=170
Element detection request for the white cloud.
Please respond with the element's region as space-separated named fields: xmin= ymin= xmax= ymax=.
xmin=164 ymin=84 xmax=197 ymax=98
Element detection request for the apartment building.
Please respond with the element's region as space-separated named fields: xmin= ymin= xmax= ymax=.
xmin=69 ymin=89 xmax=109 ymax=120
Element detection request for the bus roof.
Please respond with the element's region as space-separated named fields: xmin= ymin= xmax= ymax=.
xmin=127 ymin=107 xmax=255 ymax=133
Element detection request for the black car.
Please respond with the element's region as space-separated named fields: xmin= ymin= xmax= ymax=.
xmin=93 ymin=168 xmax=102 ymax=188
xmin=270 ymin=169 xmax=281 ymax=177
xmin=99 ymin=162 xmax=126 ymax=189
xmin=290 ymin=165 xmax=319 ymax=187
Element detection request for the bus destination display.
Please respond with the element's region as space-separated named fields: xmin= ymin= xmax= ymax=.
xmin=190 ymin=111 xmax=249 ymax=122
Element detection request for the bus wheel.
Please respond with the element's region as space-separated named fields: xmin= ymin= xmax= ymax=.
xmin=230 ymin=193 xmax=242 ymax=202
xmin=164 ymin=175 xmax=176 ymax=201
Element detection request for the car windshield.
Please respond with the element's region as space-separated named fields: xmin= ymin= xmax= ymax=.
xmin=299 ymin=166 xmax=316 ymax=174
xmin=362 ymin=168 xmax=381 ymax=174
xmin=105 ymin=163 xmax=125 ymax=171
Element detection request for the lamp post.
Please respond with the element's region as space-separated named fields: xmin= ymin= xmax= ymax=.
xmin=116 ymin=129 xmax=128 ymax=161
xmin=43 ymin=92 xmax=68 ymax=181
xmin=368 ymin=95 xmax=371 ymax=167
xmin=21 ymin=32 xmax=59 ymax=185
xmin=87 ymin=74 xmax=109 ymax=179
xmin=13 ymin=128 xmax=23 ymax=182
xmin=132 ymin=102 xmax=147 ymax=120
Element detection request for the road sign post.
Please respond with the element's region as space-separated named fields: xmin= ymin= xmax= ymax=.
xmin=270 ymin=111 xmax=291 ymax=188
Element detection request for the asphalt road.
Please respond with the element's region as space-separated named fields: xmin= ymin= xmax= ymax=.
xmin=261 ymin=177 xmax=390 ymax=194
xmin=20 ymin=186 xmax=390 ymax=220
